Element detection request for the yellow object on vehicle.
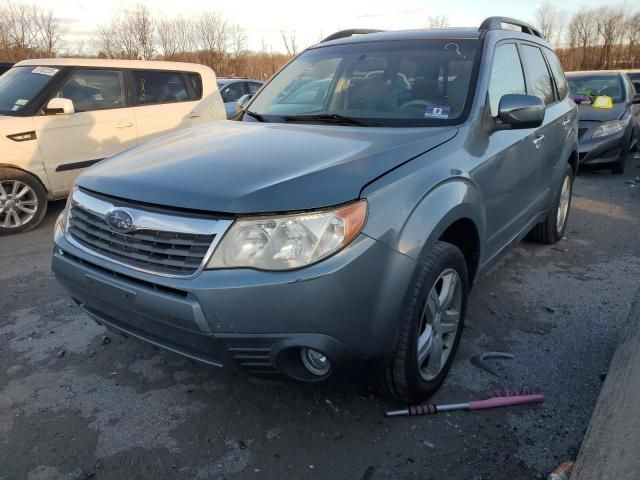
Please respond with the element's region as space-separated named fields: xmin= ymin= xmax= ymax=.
xmin=592 ymin=96 xmax=613 ymax=109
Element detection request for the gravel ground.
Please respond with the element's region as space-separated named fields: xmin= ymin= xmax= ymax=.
xmin=1 ymin=154 xmax=639 ymax=480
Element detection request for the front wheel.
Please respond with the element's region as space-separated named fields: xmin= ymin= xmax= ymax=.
xmin=529 ymin=164 xmax=573 ymax=244
xmin=0 ymin=168 xmax=48 ymax=235
xmin=379 ymin=241 xmax=468 ymax=403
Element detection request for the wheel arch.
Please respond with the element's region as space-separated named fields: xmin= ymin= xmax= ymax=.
xmin=0 ymin=163 xmax=50 ymax=196
xmin=396 ymin=179 xmax=485 ymax=286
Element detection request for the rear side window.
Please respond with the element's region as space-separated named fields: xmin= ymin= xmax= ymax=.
xmin=133 ymin=71 xmax=190 ymax=105
xmin=520 ymin=45 xmax=555 ymax=105
xmin=488 ymin=43 xmax=526 ymax=117
xmin=57 ymin=69 xmax=125 ymax=112
xmin=188 ymin=73 xmax=202 ymax=99
xmin=544 ymin=50 xmax=569 ymax=99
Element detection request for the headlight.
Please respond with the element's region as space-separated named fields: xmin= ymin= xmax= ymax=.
xmin=55 ymin=189 xmax=74 ymax=234
xmin=207 ymin=200 xmax=367 ymax=271
xmin=592 ymin=119 xmax=628 ymax=138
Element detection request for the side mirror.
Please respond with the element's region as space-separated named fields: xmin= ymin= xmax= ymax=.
xmin=236 ymin=94 xmax=253 ymax=113
xmin=496 ymin=94 xmax=544 ymax=130
xmin=45 ymin=98 xmax=75 ymax=115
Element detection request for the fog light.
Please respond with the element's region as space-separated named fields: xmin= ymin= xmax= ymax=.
xmin=300 ymin=348 xmax=331 ymax=376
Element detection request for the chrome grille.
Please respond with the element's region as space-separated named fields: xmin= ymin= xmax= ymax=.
xmin=66 ymin=189 xmax=231 ymax=277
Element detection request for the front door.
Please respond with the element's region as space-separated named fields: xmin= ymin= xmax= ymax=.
xmin=34 ymin=68 xmax=137 ymax=196
xmin=473 ymin=42 xmax=543 ymax=259
xmin=221 ymin=81 xmax=247 ymax=118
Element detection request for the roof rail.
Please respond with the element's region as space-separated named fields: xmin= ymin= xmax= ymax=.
xmin=321 ymin=29 xmax=385 ymax=43
xmin=479 ymin=17 xmax=544 ymax=39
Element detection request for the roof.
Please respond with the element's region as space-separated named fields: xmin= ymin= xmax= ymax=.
xmin=311 ymin=26 xmax=551 ymax=49
xmin=217 ymin=77 xmax=262 ymax=84
xmin=314 ymin=28 xmax=481 ymax=48
xmin=14 ymin=58 xmax=214 ymax=75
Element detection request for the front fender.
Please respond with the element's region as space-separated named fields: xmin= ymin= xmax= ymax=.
xmin=396 ymin=179 xmax=485 ymax=263
xmin=363 ymin=175 xmax=485 ymax=264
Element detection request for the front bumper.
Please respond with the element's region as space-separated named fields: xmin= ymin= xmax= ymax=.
xmin=578 ymin=122 xmax=627 ymax=166
xmin=52 ymin=225 xmax=416 ymax=380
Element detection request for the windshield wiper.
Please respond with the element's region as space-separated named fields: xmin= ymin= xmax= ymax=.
xmin=244 ymin=110 xmax=267 ymax=122
xmin=283 ymin=113 xmax=375 ymax=127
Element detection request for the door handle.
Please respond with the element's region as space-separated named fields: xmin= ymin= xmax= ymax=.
xmin=187 ymin=113 xmax=202 ymax=119
xmin=115 ymin=122 xmax=134 ymax=129
xmin=532 ymin=134 xmax=545 ymax=149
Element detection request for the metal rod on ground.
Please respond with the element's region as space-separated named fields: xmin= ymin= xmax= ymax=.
xmin=386 ymin=389 xmax=544 ymax=417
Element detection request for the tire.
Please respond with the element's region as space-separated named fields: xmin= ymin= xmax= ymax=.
xmin=379 ymin=241 xmax=468 ymax=403
xmin=529 ymin=163 xmax=573 ymax=244
xmin=612 ymin=154 xmax=626 ymax=175
xmin=612 ymin=131 xmax=634 ymax=174
xmin=0 ymin=168 xmax=48 ymax=235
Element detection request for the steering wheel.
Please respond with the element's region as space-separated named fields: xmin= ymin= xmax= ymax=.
xmin=398 ymin=99 xmax=431 ymax=110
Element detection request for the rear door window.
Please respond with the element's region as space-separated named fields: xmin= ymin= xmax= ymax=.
xmin=543 ymin=50 xmax=569 ymax=99
xmin=133 ymin=71 xmax=190 ymax=105
xmin=520 ymin=45 xmax=555 ymax=105
xmin=188 ymin=73 xmax=203 ymax=99
xmin=56 ymin=69 xmax=125 ymax=112
xmin=488 ymin=43 xmax=526 ymax=117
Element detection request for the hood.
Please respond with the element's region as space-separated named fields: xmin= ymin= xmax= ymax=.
xmin=577 ymin=103 xmax=627 ymax=122
xmin=78 ymin=121 xmax=457 ymax=214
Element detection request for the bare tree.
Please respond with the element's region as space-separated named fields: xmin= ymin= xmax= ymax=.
xmin=129 ymin=4 xmax=155 ymax=60
xmin=229 ymin=24 xmax=247 ymax=57
xmin=198 ymin=12 xmax=228 ymax=54
xmin=567 ymin=11 xmax=599 ymax=69
xmin=35 ymin=8 xmax=62 ymax=56
xmin=595 ymin=7 xmax=626 ymax=69
xmin=0 ymin=2 xmax=62 ymax=59
xmin=626 ymin=12 xmax=640 ymax=67
xmin=533 ymin=1 xmax=564 ymax=46
xmin=427 ymin=15 xmax=449 ymax=29
xmin=280 ymin=30 xmax=298 ymax=56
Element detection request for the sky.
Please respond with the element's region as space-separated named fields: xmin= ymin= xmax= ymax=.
xmin=24 ymin=0 xmax=634 ymax=53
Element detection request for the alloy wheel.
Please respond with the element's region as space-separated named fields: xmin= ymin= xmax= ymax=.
xmin=0 ymin=180 xmax=39 ymax=229
xmin=417 ymin=268 xmax=462 ymax=381
xmin=556 ymin=174 xmax=571 ymax=233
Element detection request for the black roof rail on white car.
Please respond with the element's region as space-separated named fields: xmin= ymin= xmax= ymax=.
xmin=479 ymin=16 xmax=544 ymax=39
xmin=321 ymin=29 xmax=385 ymax=43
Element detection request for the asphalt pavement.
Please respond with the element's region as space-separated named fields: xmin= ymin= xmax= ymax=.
xmin=1 ymin=154 xmax=639 ymax=480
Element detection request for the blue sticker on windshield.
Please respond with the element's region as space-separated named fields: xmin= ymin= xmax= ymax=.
xmin=424 ymin=105 xmax=450 ymax=119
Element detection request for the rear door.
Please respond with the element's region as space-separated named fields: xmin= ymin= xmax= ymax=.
xmin=519 ymin=44 xmax=567 ymax=199
xmin=132 ymin=70 xmax=201 ymax=143
xmin=34 ymin=68 xmax=137 ymax=196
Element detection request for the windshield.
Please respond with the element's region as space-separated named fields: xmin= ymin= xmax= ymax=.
xmin=247 ymin=39 xmax=480 ymax=126
xmin=0 ymin=66 xmax=60 ymax=114
xmin=567 ymin=75 xmax=624 ymax=103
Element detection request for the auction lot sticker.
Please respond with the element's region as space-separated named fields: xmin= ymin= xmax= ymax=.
xmin=424 ymin=105 xmax=450 ymax=119
xmin=32 ymin=66 xmax=59 ymax=76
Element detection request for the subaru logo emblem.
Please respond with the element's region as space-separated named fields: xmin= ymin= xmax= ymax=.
xmin=106 ymin=209 xmax=134 ymax=233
